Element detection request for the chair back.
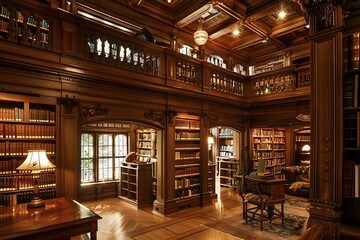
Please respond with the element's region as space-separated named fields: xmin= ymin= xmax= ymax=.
xmin=239 ymin=147 xmax=252 ymax=198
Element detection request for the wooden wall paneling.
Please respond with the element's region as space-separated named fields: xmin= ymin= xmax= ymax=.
xmin=200 ymin=116 xmax=212 ymax=206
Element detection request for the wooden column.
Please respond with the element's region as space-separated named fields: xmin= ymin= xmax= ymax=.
xmin=302 ymin=1 xmax=344 ymax=239
xmin=57 ymin=97 xmax=80 ymax=200
xmin=200 ymin=114 xmax=212 ymax=206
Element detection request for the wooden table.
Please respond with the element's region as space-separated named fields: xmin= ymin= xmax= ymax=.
xmin=0 ymin=197 xmax=102 ymax=240
xmin=234 ymin=174 xmax=286 ymax=199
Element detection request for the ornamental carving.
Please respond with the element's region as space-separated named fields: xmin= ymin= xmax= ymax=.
xmin=296 ymin=113 xmax=311 ymax=122
xmin=57 ymin=96 xmax=79 ymax=114
xmin=165 ymin=109 xmax=177 ymax=124
xmin=80 ymin=105 xmax=108 ymax=118
xmin=144 ymin=109 xmax=164 ymax=125
xmin=300 ymin=0 xmax=338 ymax=30
xmin=188 ymin=111 xmax=208 ymax=120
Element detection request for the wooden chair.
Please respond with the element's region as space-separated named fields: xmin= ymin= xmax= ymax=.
xmin=239 ymin=147 xmax=285 ymax=231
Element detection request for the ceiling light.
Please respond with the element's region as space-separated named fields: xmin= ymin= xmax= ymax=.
xmin=233 ymin=29 xmax=240 ymax=36
xmin=260 ymin=37 xmax=268 ymax=43
xmin=167 ymin=0 xmax=171 ymax=3
xmin=194 ymin=19 xmax=208 ymax=46
xmin=306 ymin=24 xmax=310 ymax=29
xmin=278 ymin=10 xmax=286 ymax=19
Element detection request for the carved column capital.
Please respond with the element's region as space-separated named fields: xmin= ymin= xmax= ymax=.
xmin=144 ymin=109 xmax=165 ymax=125
xmin=57 ymin=96 xmax=79 ymax=114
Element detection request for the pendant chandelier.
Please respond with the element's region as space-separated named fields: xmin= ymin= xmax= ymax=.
xmin=194 ymin=18 xmax=208 ymax=46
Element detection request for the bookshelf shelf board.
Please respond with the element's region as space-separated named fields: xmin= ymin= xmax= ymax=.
xmin=175 ymin=138 xmax=200 ymax=141
xmin=175 ymin=164 xmax=200 ymax=168
xmin=175 ymin=157 xmax=200 ymax=161
xmin=175 ymin=184 xmax=200 ymax=190
xmin=344 ymin=148 xmax=360 ymax=151
xmin=175 ymin=127 xmax=200 ymax=130
xmin=218 ymin=135 xmax=233 ymax=138
xmin=175 ymin=147 xmax=200 ymax=151
xmin=175 ymin=173 xmax=200 ymax=178
xmin=174 ymin=193 xmax=200 ymax=200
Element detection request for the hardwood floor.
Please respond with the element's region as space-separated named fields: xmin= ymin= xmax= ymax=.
xmin=73 ymin=182 xmax=309 ymax=240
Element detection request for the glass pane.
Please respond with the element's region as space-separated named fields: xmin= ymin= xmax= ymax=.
xmin=114 ymin=134 xmax=128 ymax=180
xmin=104 ymin=40 xmax=110 ymax=58
xmin=99 ymin=134 xmax=112 ymax=157
xmin=98 ymin=157 xmax=113 ymax=181
xmin=80 ymin=133 xmax=94 ymax=182
xmin=97 ymin=38 xmax=102 ymax=56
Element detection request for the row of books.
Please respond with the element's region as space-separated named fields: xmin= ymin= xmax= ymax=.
xmin=0 ymin=142 xmax=55 ymax=156
xmin=0 ymin=107 xmax=24 ymax=121
xmin=0 ymin=123 xmax=55 ymax=138
xmin=344 ymin=32 xmax=360 ymax=71
xmin=0 ymin=159 xmax=55 ymax=174
xmin=175 ymin=177 xmax=200 ymax=189
xmin=0 ymin=19 xmax=8 ymax=31
xmin=175 ymin=119 xmax=200 ymax=130
xmin=15 ymin=10 xmax=24 ymax=22
xmin=296 ymin=134 xmax=311 ymax=141
xmin=175 ymin=166 xmax=200 ymax=176
xmin=0 ymin=173 xmax=55 ymax=191
xmin=0 ymin=6 xmax=10 ymax=18
xmin=175 ymin=131 xmax=200 ymax=139
xmin=343 ymin=161 xmax=360 ymax=198
xmin=0 ymin=188 xmax=56 ymax=206
xmin=344 ymin=74 xmax=359 ymax=108
xmin=343 ymin=111 xmax=358 ymax=149
xmin=175 ymin=186 xmax=200 ymax=199
xmin=175 ymin=151 xmax=200 ymax=160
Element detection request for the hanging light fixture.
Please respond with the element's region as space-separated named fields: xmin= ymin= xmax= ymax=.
xmin=194 ymin=18 xmax=208 ymax=46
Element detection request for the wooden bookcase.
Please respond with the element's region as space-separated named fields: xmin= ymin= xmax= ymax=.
xmin=251 ymin=128 xmax=286 ymax=177
xmin=207 ymin=164 xmax=216 ymax=196
xmin=135 ymin=128 xmax=156 ymax=162
xmin=217 ymin=157 xmax=238 ymax=188
xmin=218 ymin=128 xmax=234 ymax=158
xmin=0 ymin=99 xmax=56 ymax=206
xmin=295 ymin=129 xmax=311 ymax=166
xmin=174 ymin=118 xmax=201 ymax=200
xmin=342 ymin=66 xmax=360 ymax=226
xmin=118 ymin=162 xmax=153 ymax=208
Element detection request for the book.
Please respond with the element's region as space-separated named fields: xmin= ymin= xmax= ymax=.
xmin=355 ymin=164 xmax=360 ymax=198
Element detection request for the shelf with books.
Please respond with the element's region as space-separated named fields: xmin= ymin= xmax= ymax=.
xmin=218 ymin=157 xmax=238 ymax=188
xmin=251 ymin=128 xmax=286 ymax=177
xmin=136 ymin=128 xmax=156 ymax=162
xmin=0 ymin=99 xmax=57 ymax=206
xmin=174 ymin=118 xmax=201 ymax=200
xmin=118 ymin=162 xmax=153 ymax=208
xmin=0 ymin=5 xmax=10 ymax=37
xmin=295 ymin=128 xmax=311 ymax=166
xmin=342 ymin=67 xmax=360 ymax=226
xmin=218 ymin=128 xmax=234 ymax=157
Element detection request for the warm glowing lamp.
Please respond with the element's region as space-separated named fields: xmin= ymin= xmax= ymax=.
xmin=302 ymin=144 xmax=310 ymax=152
xmin=208 ymin=135 xmax=214 ymax=150
xmin=17 ymin=150 xmax=56 ymax=208
xmin=194 ymin=19 xmax=208 ymax=46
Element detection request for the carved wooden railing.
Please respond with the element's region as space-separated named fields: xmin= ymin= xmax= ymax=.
xmin=209 ymin=68 xmax=244 ymax=96
xmin=0 ymin=0 xmax=310 ymax=101
xmin=85 ymin=33 xmax=161 ymax=76
xmin=175 ymin=54 xmax=201 ymax=86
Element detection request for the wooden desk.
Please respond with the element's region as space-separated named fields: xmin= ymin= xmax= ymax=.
xmin=0 ymin=197 xmax=102 ymax=240
xmin=234 ymin=175 xmax=285 ymax=199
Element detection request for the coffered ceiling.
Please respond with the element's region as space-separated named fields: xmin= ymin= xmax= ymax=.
xmin=81 ymin=0 xmax=309 ymax=60
xmin=134 ymin=0 xmax=309 ymax=59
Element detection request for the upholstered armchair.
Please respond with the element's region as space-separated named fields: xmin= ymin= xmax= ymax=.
xmin=281 ymin=166 xmax=310 ymax=197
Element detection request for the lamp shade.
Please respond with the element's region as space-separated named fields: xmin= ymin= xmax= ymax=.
xmin=17 ymin=150 xmax=56 ymax=171
xmin=194 ymin=19 xmax=208 ymax=46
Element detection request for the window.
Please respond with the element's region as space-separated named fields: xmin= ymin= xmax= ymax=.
xmin=80 ymin=132 xmax=128 ymax=183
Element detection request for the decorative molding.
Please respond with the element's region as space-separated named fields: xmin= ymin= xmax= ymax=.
xmin=296 ymin=113 xmax=311 ymax=122
xmin=165 ymin=109 xmax=177 ymax=124
xmin=300 ymin=0 xmax=339 ymax=31
xmin=208 ymin=116 xmax=219 ymax=126
xmin=144 ymin=109 xmax=164 ymax=125
xmin=57 ymin=96 xmax=79 ymax=114
xmin=235 ymin=120 xmax=246 ymax=131
xmin=80 ymin=105 xmax=108 ymax=118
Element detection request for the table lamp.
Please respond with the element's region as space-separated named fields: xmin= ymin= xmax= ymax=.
xmin=17 ymin=150 xmax=56 ymax=208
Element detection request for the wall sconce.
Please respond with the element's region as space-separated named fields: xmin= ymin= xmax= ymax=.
xmin=208 ymin=135 xmax=214 ymax=151
xmin=194 ymin=18 xmax=208 ymax=46
xmin=17 ymin=150 xmax=56 ymax=208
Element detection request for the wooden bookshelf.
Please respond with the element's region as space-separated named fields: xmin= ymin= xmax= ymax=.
xmin=0 ymin=99 xmax=56 ymax=207
xmin=251 ymin=128 xmax=286 ymax=177
xmin=136 ymin=128 xmax=156 ymax=162
xmin=118 ymin=162 xmax=153 ymax=208
xmin=174 ymin=118 xmax=201 ymax=200
xmin=342 ymin=67 xmax=360 ymax=227
xmin=218 ymin=128 xmax=234 ymax=158
xmin=295 ymin=128 xmax=311 ymax=166
xmin=217 ymin=157 xmax=238 ymax=188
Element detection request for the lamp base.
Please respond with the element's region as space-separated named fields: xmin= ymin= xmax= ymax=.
xmin=27 ymin=197 xmax=45 ymax=208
